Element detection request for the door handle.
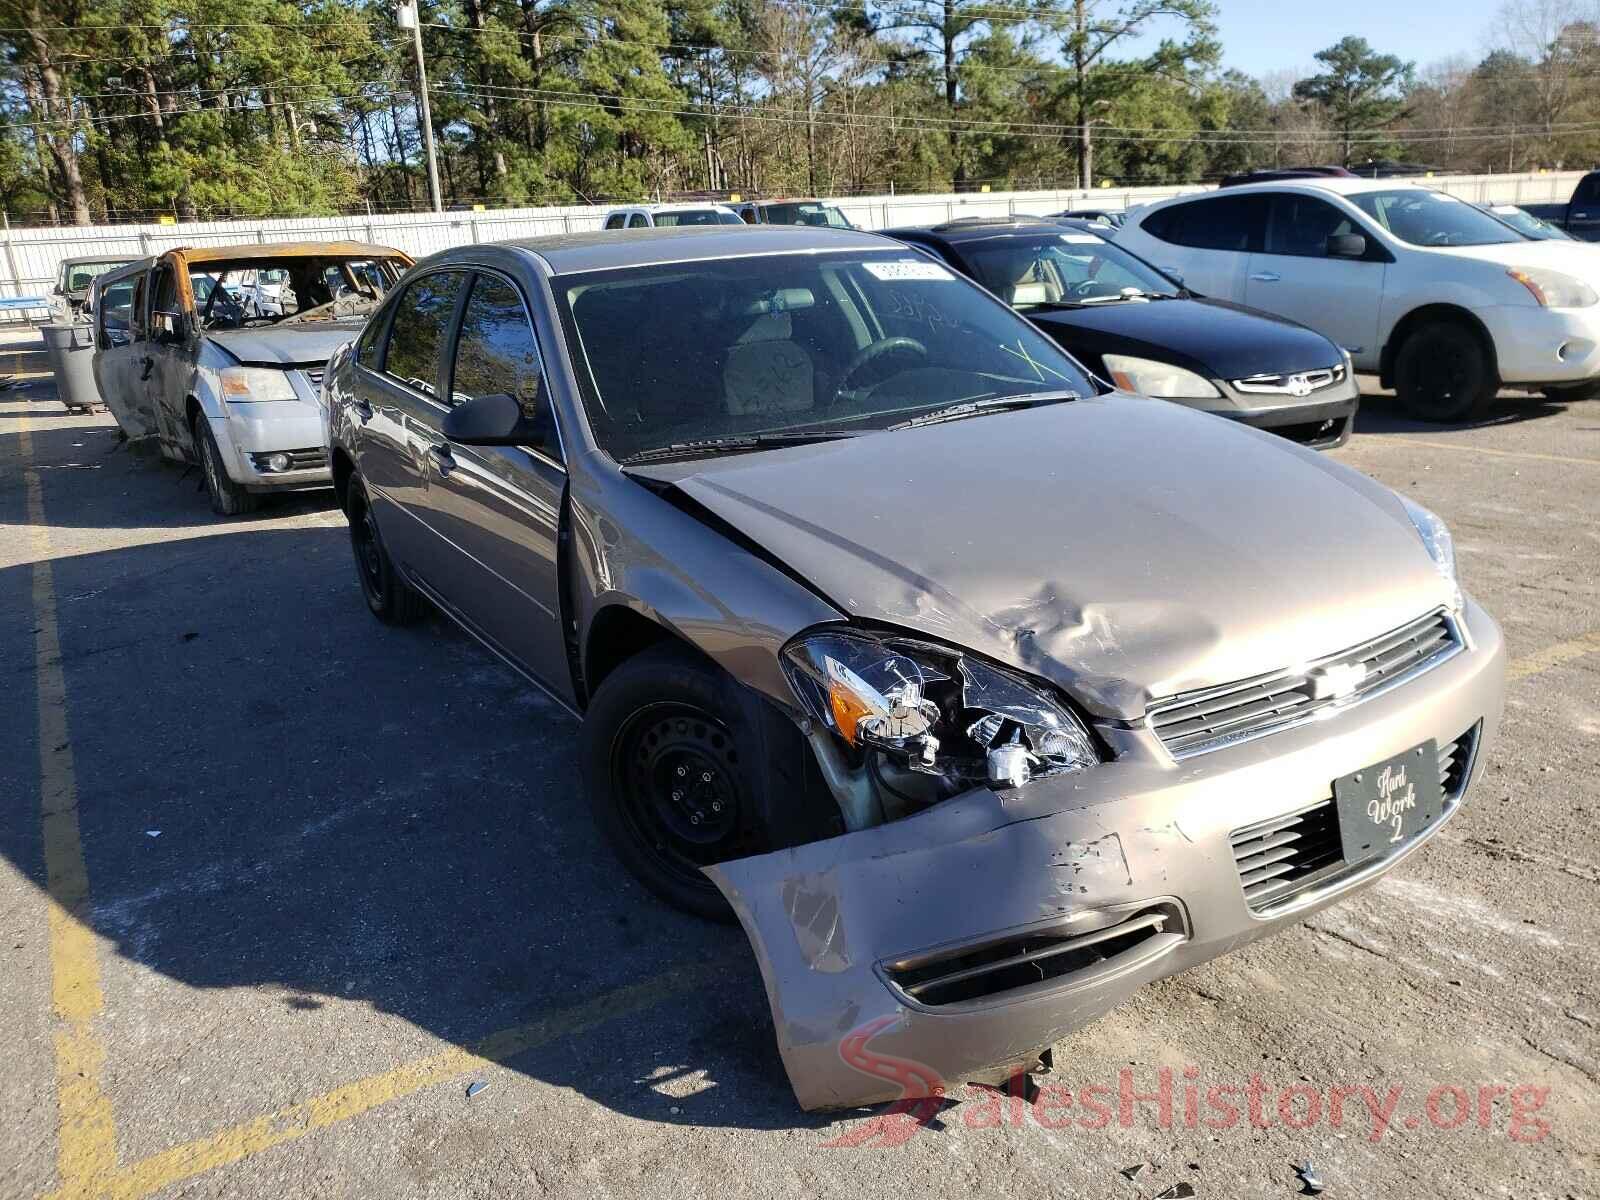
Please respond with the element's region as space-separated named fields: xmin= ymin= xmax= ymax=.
xmin=1575 ymin=211 xmax=1590 ymax=219
xmin=139 ymin=355 xmax=154 ymax=380
xmin=427 ymin=442 xmax=454 ymax=477
xmin=352 ymin=397 xmax=373 ymax=423
xmin=1250 ymin=271 xmax=1281 ymax=283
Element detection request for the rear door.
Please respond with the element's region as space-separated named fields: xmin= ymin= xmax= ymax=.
xmin=92 ymin=272 xmax=157 ymax=439
xmin=352 ymin=268 xmax=469 ymax=573
xmin=1246 ymin=192 xmax=1385 ymax=363
xmin=422 ymin=270 xmax=570 ymax=692
xmin=1137 ymin=193 xmax=1261 ymax=301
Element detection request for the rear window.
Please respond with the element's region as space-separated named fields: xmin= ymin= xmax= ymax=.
xmin=61 ymin=260 xmax=126 ymax=292
xmin=1143 ymin=195 xmax=1261 ymax=251
xmin=381 ymin=271 xmax=466 ymax=398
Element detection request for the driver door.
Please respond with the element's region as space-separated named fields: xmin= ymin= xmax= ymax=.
xmin=1246 ymin=192 xmax=1385 ymax=365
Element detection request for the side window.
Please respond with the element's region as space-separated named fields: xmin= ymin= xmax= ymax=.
xmin=355 ymin=300 xmax=390 ymax=369
xmin=1263 ymin=194 xmax=1359 ymax=257
xmin=96 ymin=280 xmax=136 ymax=349
xmin=1574 ymin=175 xmax=1600 ymax=207
xmin=380 ymin=271 xmax=465 ymax=397
xmin=1157 ymin=196 xmax=1259 ymax=252
xmin=604 ymin=214 xmax=625 ymax=230
xmin=448 ymin=275 xmax=559 ymax=459
xmin=628 ymin=213 xmax=649 ymax=228
xmin=151 ymin=265 xmax=178 ymax=313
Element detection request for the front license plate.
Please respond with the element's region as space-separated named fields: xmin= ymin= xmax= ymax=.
xmin=1333 ymin=741 xmax=1444 ymax=866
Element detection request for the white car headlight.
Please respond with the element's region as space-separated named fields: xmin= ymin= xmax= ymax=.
xmin=1507 ymin=266 xmax=1598 ymax=309
xmin=1400 ymin=496 xmax=1462 ymax=612
xmin=1102 ymin=354 xmax=1221 ymax=399
xmin=219 ymin=367 xmax=299 ymax=402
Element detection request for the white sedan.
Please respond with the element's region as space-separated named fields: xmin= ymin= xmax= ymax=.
xmin=1114 ymin=178 xmax=1600 ymax=420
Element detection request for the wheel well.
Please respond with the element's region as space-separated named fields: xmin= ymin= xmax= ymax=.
xmin=583 ymin=607 xmax=693 ymax=704
xmin=330 ymin=448 xmax=355 ymax=512
xmin=1380 ymin=305 xmax=1498 ymax=389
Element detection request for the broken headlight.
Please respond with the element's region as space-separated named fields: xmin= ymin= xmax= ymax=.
xmin=781 ymin=631 xmax=1100 ymax=798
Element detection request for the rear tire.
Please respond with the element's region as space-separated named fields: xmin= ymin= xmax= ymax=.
xmin=193 ymin=416 xmax=259 ymax=516
xmin=1393 ymin=321 xmax=1496 ymax=423
xmin=581 ymin=643 xmax=835 ymax=920
xmin=345 ymin=476 xmax=427 ymax=625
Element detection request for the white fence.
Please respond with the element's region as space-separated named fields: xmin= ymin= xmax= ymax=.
xmin=0 ymin=170 xmax=1585 ymax=306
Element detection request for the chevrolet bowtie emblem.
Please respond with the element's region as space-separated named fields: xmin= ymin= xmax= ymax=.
xmin=1307 ymin=662 xmax=1367 ymax=700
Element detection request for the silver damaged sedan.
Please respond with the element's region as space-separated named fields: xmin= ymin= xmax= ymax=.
xmin=323 ymin=226 xmax=1506 ymax=1112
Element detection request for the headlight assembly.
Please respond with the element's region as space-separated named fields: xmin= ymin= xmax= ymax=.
xmin=1102 ymin=354 xmax=1221 ymax=399
xmin=1400 ymin=496 xmax=1462 ymax=612
xmin=219 ymin=367 xmax=298 ymax=402
xmin=781 ymin=630 xmax=1100 ymax=808
xmin=1507 ymin=266 xmax=1598 ymax=309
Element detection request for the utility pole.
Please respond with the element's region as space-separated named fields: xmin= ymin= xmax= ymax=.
xmin=397 ymin=0 xmax=443 ymax=212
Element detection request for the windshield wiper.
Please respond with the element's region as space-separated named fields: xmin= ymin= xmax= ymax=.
xmin=620 ymin=431 xmax=857 ymax=465
xmin=887 ymin=390 xmax=1078 ymax=431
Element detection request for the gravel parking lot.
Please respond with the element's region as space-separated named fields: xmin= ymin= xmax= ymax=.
xmin=2 ymin=324 xmax=1596 ymax=1199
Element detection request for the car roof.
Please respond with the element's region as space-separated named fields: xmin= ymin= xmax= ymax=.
xmin=885 ymin=219 xmax=1087 ymax=243
xmin=608 ymin=202 xmax=736 ymax=214
xmin=491 ymin=225 xmax=895 ymax=274
xmin=61 ymin=254 xmax=135 ymax=267
xmin=1174 ymin=178 xmax=1432 ymax=201
xmin=160 ymin=241 xmax=410 ymax=265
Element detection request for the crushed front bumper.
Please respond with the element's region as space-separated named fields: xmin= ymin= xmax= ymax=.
xmin=707 ymin=599 xmax=1503 ymax=1111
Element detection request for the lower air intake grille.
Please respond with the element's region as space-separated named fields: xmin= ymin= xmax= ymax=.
xmin=1150 ymin=610 xmax=1462 ymax=758
xmin=1232 ymin=722 xmax=1481 ymax=913
xmin=1231 ymin=801 xmax=1343 ymax=911
xmin=882 ymin=903 xmax=1187 ymax=1009
xmin=250 ymin=448 xmax=325 ymax=472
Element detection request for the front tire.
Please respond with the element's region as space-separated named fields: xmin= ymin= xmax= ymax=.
xmin=345 ymin=476 xmax=426 ymax=625
xmin=1393 ymin=322 xmax=1497 ymax=423
xmin=193 ymin=416 xmax=259 ymax=516
xmin=581 ymin=643 xmax=833 ymax=920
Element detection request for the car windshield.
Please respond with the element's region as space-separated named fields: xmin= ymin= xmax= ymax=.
xmin=652 ymin=209 xmax=744 ymax=227
xmin=63 ymin=261 xmax=125 ymax=291
xmin=1350 ymin=189 xmax=1522 ymax=247
xmin=190 ymin=255 xmax=408 ymax=329
xmin=959 ymin=233 xmax=1179 ymax=307
xmin=554 ymin=250 xmax=1096 ymax=461
xmin=764 ymin=202 xmax=853 ymax=229
xmin=1487 ymin=205 xmax=1569 ymax=241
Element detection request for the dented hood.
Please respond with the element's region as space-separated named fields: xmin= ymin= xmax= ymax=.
xmin=630 ymin=395 xmax=1452 ymax=718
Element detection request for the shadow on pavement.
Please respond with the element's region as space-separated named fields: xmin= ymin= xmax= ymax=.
xmin=1354 ymin=388 xmax=1572 ymax=435
xmin=0 ymin=488 xmax=833 ymax=1137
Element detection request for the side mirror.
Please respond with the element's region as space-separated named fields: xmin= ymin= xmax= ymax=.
xmin=441 ymin=392 xmax=532 ymax=446
xmin=1327 ymin=233 xmax=1367 ymax=259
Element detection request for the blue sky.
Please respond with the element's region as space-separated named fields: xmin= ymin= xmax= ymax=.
xmin=1126 ymin=0 xmax=1499 ymax=78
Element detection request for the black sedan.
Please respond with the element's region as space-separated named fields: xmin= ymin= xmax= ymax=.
xmin=883 ymin=218 xmax=1359 ymax=448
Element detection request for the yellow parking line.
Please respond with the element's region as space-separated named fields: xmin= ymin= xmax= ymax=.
xmin=1364 ymin=436 xmax=1600 ymax=468
xmin=100 ymin=962 xmax=716 ymax=1200
xmin=20 ymin=415 xmax=118 ymax=1199
xmin=1509 ymin=629 xmax=1600 ymax=681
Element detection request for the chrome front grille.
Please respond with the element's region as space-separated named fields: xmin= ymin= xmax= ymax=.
xmin=1232 ymin=364 xmax=1345 ymax=396
xmin=1231 ymin=724 xmax=1479 ymax=912
xmin=1149 ymin=610 xmax=1462 ymax=759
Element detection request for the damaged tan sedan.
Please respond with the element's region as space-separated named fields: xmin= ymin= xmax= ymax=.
xmin=324 ymin=226 xmax=1505 ymax=1111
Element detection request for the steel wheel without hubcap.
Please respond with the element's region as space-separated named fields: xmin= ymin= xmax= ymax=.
xmin=352 ymin=503 xmax=385 ymax=605
xmin=612 ymin=703 xmax=751 ymax=897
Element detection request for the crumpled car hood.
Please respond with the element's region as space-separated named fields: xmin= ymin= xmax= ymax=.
xmin=208 ymin=324 xmax=365 ymax=367
xmin=630 ymin=395 xmax=1451 ymax=719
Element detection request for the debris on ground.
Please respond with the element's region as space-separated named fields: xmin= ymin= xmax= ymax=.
xmin=466 ymin=1081 xmax=489 ymax=1099
xmin=1154 ymin=1184 xmax=1196 ymax=1199
xmin=1296 ymin=1161 xmax=1325 ymax=1194
xmin=1120 ymin=1163 xmax=1151 ymax=1181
